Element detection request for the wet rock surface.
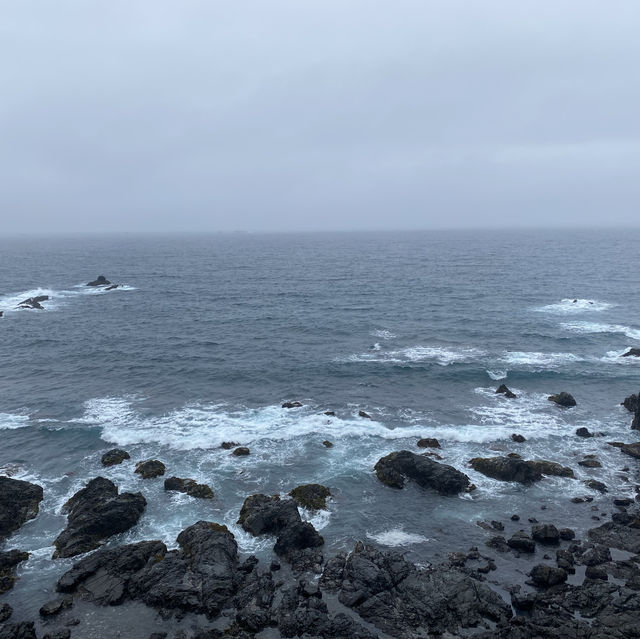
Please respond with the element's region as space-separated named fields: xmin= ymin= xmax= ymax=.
xmin=288 ymin=484 xmax=331 ymax=510
xmin=469 ymin=456 xmax=544 ymax=483
xmin=0 ymin=550 xmax=29 ymax=594
xmin=548 ymin=391 xmax=577 ymax=407
xmin=164 ymin=477 xmax=214 ymax=499
xmin=0 ymin=477 xmax=44 ymax=540
xmin=101 ymin=449 xmax=130 ymax=466
xmin=53 ymin=477 xmax=146 ymax=558
xmin=134 ymin=460 xmax=166 ymax=479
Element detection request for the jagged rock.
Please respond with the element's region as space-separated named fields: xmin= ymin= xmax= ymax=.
xmin=622 ymin=348 xmax=640 ymax=358
xmin=622 ymin=393 xmax=638 ymax=413
xmin=17 ymin=295 xmax=49 ymax=310
xmin=559 ymin=527 xmax=576 ymax=540
xmin=101 ymin=449 xmax=130 ymax=466
xmin=319 ymin=543 xmax=510 ymax=637
xmin=282 ymin=401 xmax=302 ymax=408
xmin=588 ymin=511 xmax=640 ymax=553
xmin=232 ymin=447 xmax=250 ymax=456
xmin=39 ymin=597 xmax=72 ymax=617
xmin=134 ymin=459 xmax=165 ymax=478
xmin=0 ymin=622 xmax=37 ymax=639
xmin=289 ymin=484 xmax=330 ymax=510
xmin=579 ymin=544 xmax=612 ymax=566
xmin=238 ymin=494 xmax=300 ymax=536
xmin=0 ymin=603 xmax=12 ymax=622
xmin=324 ymin=411 xmax=335 ymax=416
xmin=507 ymin=532 xmax=536 ymax=553
xmin=510 ymin=433 xmax=526 ymax=443
xmin=322 ymin=440 xmax=333 ymax=448
xmin=529 ymin=564 xmax=567 ymax=587
xmin=375 ymin=450 xmax=470 ymax=494
xmin=164 ymin=477 xmax=214 ymax=499
xmin=105 ymin=284 xmax=119 ymax=291
xmin=417 ymin=437 xmax=441 ymax=448
xmin=585 ymin=565 xmax=608 ymax=580
xmin=53 ymin=477 xmax=146 ymax=558
xmin=273 ymin=522 xmax=324 ymax=570
xmin=548 ymin=392 xmax=576 ymax=407
xmin=469 ymin=456 xmax=542 ymax=484
xmin=0 ymin=476 xmax=43 ymax=539
xmin=0 ymin=550 xmax=29 ymax=593
xmin=87 ymin=275 xmax=110 ymax=286
xmin=221 ymin=441 xmax=240 ymax=449
xmin=532 ymin=524 xmax=560 ymax=544
xmin=42 ymin=630 xmax=71 ymax=639
xmin=584 ymin=479 xmax=607 ymax=493
xmin=619 ymin=442 xmax=640 ymax=458
xmin=576 ymin=427 xmax=593 ymax=438
xmin=556 ymin=548 xmax=575 ymax=572
xmin=358 ymin=410 xmax=372 ymax=419
xmin=496 ymin=384 xmax=516 ymax=398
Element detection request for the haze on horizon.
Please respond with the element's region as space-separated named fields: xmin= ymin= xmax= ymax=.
xmin=1 ymin=1 xmax=639 ymax=235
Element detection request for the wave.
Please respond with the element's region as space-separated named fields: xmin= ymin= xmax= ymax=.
xmin=370 ymin=329 xmax=396 ymax=340
xmin=561 ymin=321 xmax=640 ymax=341
xmin=0 ymin=413 xmax=29 ymax=430
xmin=343 ymin=346 xmax=486 ymax=366
xmin=500 ymin=351 xmax=583 ymax=367
xmin=367 ymin=528 xmax=428 ymax=546
xmin=534 ymin=298 xmax=613 ymax=314
xmin=486 ymin=369 xmax=507 ymax=380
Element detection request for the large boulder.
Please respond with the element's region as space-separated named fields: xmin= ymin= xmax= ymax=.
xmin=164 ymin=477 xmax=214 ymax=499
xmin=622 ymin=348 xmax=640 ymax=358
xmin=0 ymin=476 xmax=43 ymax=539
xmin=374 ymin=451 xmax=471 ymax=494
xmin=134 ymin=459 xmax=165 ymax=478
xmin=87 ymin=275 xmax=111 ymax=287
xmin=469 ymin=456 xmax=543 ymax=484
xmin=548 ymin=392 xmax=577 ymax=407
xmin=619 ymin=442 xmax=640 ymax=459
xmin=101 ymin=449 xmax=130 ymax=466
xmin=238 ymin=494 xmax=301 ymax=536
xmin=528 ymin=459 xmax=575 ymax=478
xmin=0 ymin=550 xmax=29 ymax=594
xmin=532 ymin=524 xmax=560 ymax=545
xmin=529 ymin=564 xmax=568 ymax=587
xmin=53 ymin=477 xmax=146 ymax=558
xmin=622 ymin=393 xmax=638 ymax=413
xmin=288 ymin=484 xmax=331 ymax=510
xmin=633 ymin=399 xmax=640 ymax=431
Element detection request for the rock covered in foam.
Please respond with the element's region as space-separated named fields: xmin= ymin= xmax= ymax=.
xmin=0 ymin=476 xmax=43 ymax=540
xmin=375 ymin=450 xmax=471 ymax=494
xmin=86 ymin=275 xmax=111 ymax=287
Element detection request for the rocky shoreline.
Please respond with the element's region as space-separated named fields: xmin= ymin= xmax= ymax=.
xmin=1 ymin=390 xmax=640 ymax=638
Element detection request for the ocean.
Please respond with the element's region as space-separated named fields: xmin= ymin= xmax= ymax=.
xmin=1 ymin=229 xmax=639 ymax=626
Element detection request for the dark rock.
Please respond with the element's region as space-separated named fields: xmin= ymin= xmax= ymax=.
xmin=87 ymin=275 xmax=110 ymax=286
xmin=579 ymin=457 xmax=602 ymax=468
xmin=282 ymin=401 xmax=302 ymax=408
xmin=469 ymin=456 xmax=543 ymax=484
xmin=559 ymin=527 xmax=576 ymax=540
xmin=511 ymin=433 xmax=526 ymax=443
xmin=17 ymin=295 xmax=49 ymax=310
xmin=614 ymin=497 xmax=634 ymax=507
xmin=532 ymin=524 xmax=560 ymax=544
xmin=42 ymin=632 xmax=71 ymax=639
xmin=375 ymin=450 xmax=471 ymax=494
xmin=511 ymin=591 xmax=536 ymax=610
xmin=101 ymin=448 xmax=130 ymax=466
xmin=220 ymin=441 xmax=240 ymax=449
xmin=576 ymin=427 xmax=593 ymax=438
xmin=496 ymin=384 xmax=517 ymax=398
xmin=39 ymin=597 xmax=72 ymax=617
xmin=323 ymin=411 xmax=335 ymax=416
xmin=556 ymin=548 xmax=575 ymax=572
xmin=584 ymin=479 xmax=607 ymax=493
xmin=486 ymin=535 xmax=509 ymax=552
xmin=621 ymin=348 xmax=640 ymax=357
xmin=164 ymin=477 xmax=214 ymax=499
xmin=622 ymin=393 xmax=639 ymax=413
xmin=528 ymin=459 xmax=575 ymax=478
xmin=238 ymin=494 xmax=301 ymax=536
xmin=53 ymin=477 xmax=146 ymax=558
xmin=571 ymin=497 xmax=585 ymax=503
xmin=585 ymin=565 xmax=608 ymax=580
xmin=416 ymin=437 xmax=440 ymax=448
xmin=322 ymin=440 xmax=333 ymax=448
xmin=529 ymin=564 xmax=567 ymax=587
xmin=0 ymin=476 xmax=44 ymax=539
xmin=620 ymin=442 xmax=640 ymax=458
xmin=232 ymin=447 xmax=250 ymax=456
xmin=273 ymin=522 xmax=324 ymax=559
xmin=358 ymin=410 xmax=372 ymax=419
xmin=0 ymin=550 xmax=29 ymax=593
xmin=548 ymin=391 xmax=577 ymax=407
xmin=0 ymin=603 xmax=12 ymax=622
xmin=134 ymin=459 xmax=165 ymax=478
xmin=511 ymin=514 xmax=520 ymax=521
xmin=104 ymin=284 xmax=119 ymax=291
xmin=0 ymin=622 xmax=37 ymax=639
xmin=508 ymin=532 xmax=536 ymax=553
xmin=288 ymin=484 xmax=330 ymax=510
xmin=579 ymin=544 xmax=612 ymax=566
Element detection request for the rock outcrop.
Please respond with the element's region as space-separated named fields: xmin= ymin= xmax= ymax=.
xmin=134 ymin=460 xmax=165 ymax=479
xmin=622 ymin=348 xmax=640 ymax=357
xmin=87 ymin=275 xmax=111 ymax=287
xmin=53 ymin=477 xmax=146 ymax=558
xmin=101 ymin=449 xmax=130 ymax=466
xmin=0 ymin=476 xmax=43 ymax=539
xmin=288 ymin=484 xmax=331 ymax=510
xmin=17 ymin=295 xmax=49 ymax=310
xmin=469 ymin=456 xmax=543 ymax=484
xmin=0 ymin=550 xmax=29 ymax=593
xmin=375 ymin=450 xmax=471 ymax=494
xmin=496 ymin=384 xmax=516 ymax=398
xmin=548 ymin=392 xmax=577 ymax=407
xmin=164 ymin=477 xmax=214 ymax=499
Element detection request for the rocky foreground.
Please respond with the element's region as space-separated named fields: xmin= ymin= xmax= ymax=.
xmin=1 ymin=391 xmax=640 ymax=638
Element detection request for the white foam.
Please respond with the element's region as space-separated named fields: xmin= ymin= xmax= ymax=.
xmin=501 ymin=351 xmax=583 ymax=368
xmin=372 ymin=343 xmax=382 ymax=351
xmin=370 ymin=329 xmax=396 ymax=340
xmin=602 ymin=349 xmax=640 ymax=363
xmin=343 ymin=345 xmax=485 ymax=366
xmin=486 ymin=370 xmax=507 ymax=380
xmin=561 ymin=321 xmax=640 ymax=341
xmin=367 ymin=528 xmax=428 ymax=546
xmin=534 ymin=298 xmax=613 ymax=314
xmin=0 ymin=413 xmax=29 ymax=430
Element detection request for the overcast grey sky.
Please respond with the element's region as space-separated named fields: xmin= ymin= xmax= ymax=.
xmin=1 ymin=1 xmax=639 ymax=233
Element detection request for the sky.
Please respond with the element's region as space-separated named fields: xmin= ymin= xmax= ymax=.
xmin=1 ymin=1 xmax=639 ymax=233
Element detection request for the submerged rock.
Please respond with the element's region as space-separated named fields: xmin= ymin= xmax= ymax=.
xmin=104 ymin=284 xmax=119 ymax=291
xmin=375 ymin=450 xmax=471 ymax=494
xmin=584 ymin=479 xmax=608 ymax=493
xmin=220 ymin=441 xmax=240 ymax=449
xmin=416 ymin=437 xmax=441 ymax=448
xmin=134 ymin=459 xmax=166 ymax=478
xmin=0 ymin=476 xmax=44 ymax=539
xmin=232 ymin=447 xmax=250 ymax=456
xmin=164 ymin=477 xmax=214 ymax=499
xmin=53 ymin=477 xmax=146 ymax=558
xmin=0 ymin=603 xmax=12 ymax=622
xmin=358 ymin=410 xmax=372 ymax=419
xmin=496 ymin=384 xmax=516 ymax=398
xmin=576 ymin=427 xmax=594 ymax=438
xmin=0 ymin=550 xmax=29 ymax=594
xmin=578 ymin=456 xmax=602 ymax=468
xmin=101 ymin=449 xmax=130 ymax=466
xmin=0 ymin=622 xmax=37 ymax=639
xmin=282 ymin=401 xmax=302 ymax=409
xmin=528 ymin=459 xmax=575 ymax=478
xmin=87 ymin=275 xmax=111 ymax=287
xmin=322 ymin=440 xmax=333 ymax=448
xmin=548 ymin=392 xmax=577 ymax=407
xmin=289 ymin=484 xmax=331 ymax=510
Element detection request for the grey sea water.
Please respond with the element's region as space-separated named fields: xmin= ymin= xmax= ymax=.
xmin=1 ymin=229 xmax=639 ymax=625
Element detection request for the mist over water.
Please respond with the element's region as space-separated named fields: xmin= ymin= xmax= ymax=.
xmin=1 ymin=229 xmax=639 ymax=620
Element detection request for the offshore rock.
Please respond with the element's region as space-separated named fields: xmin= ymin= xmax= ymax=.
xmin=164 ymin=476 xmax=214 ymax=499
xmin=375 ymin=450 xmax=471 ymax=494
xmin=53 ymin=477 xmax=146 ymax=558
xmin=238 ymin=494 xmax=300 ymax=536
xmin=622 ymin=393 xmax=638 ymax=413
xmin=288 ymin=484 xmax=331 ymax=510
xmin=507 ymin=532 xmax=536 ymax=553
xmin=134 ymin=459 xmax=166 ymax=478
xmin=621 ymin=348 xmax=640 ymax=357
xmin=576 ymin=427 xmax=594 ymax=438
xmin=87 ymin=275 xmax=110 ymax=287
xmin=101 ymin=448 xmax=130 ymax=466
xmin=0 ymin=477 xmax=43 ymax=539
xmin=619 ymin=442 xmax=640 ymax=458
xmin=416 ymin=437 xmax=441 ymax=448
xmin=319 ymin=543 xmax=510 ymax=637
xmin=282 ymin=401 xmax=302 ymax=408
xmin=469 ymin=456 xmax=543 ymax=484
xmin=528 ymin=459 xmax=575 ymax=478
xmin=0 ymin=550 xmax=29 ymax=594
xmin=17 ymin=295 xmax=49 ymax=310
xmin=232 ymin=447 xmax=250 ymax=456
xmin=496 ymin=384 xmax=517 ymax=398
xmin=548 ymin=391 xmax=577 ymax=407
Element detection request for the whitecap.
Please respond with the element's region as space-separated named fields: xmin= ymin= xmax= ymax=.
xmin=367 ymin=528 xmax=428 ymax=546
xmin=0 ymin=413 xmax=29 ymax=430
xmin=370 ymin=329 xmax=396 ymax=340
xmin=534 ymin=298 xmax=613 ymax=314
xmin=342 ymin=345 xmax=485 ymax=366
xmin=561 ymin=321 xmax=640 ymax=341
xmin=501 ymin=351 xmax=583 ymax=368
xmin=486 ymin=369 xmax=507 ymax=380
